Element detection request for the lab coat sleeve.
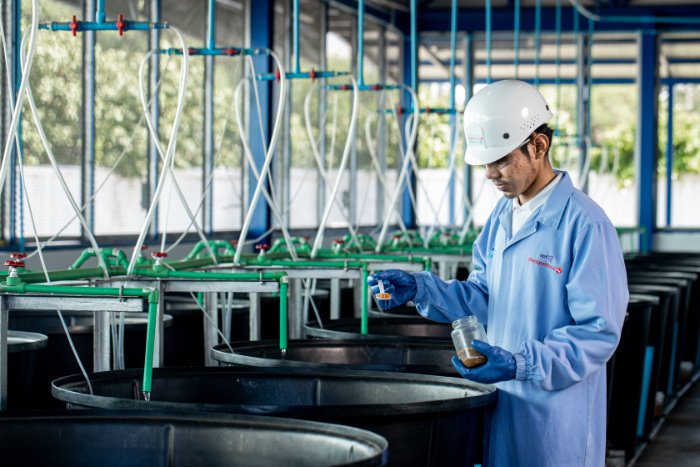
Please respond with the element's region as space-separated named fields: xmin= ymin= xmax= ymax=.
xmin=411 ymin=228 xmax=491 ymax=324
xmin=514 ymin=220 xmax=629 ymax=391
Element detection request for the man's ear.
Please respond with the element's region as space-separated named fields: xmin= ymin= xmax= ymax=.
xmin=533 ymin=133 xmax=549 ymax=160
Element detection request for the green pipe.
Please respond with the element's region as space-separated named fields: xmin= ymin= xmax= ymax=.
xmin=279 ymin=277 xmax=288 ymax=350
xmin=361 ymin=268 xmax=368 ymax=334
xmin=184 ymin=240 xmax=237 ymax=260
xmin=142 ymin=293 xmax=160 ymax=399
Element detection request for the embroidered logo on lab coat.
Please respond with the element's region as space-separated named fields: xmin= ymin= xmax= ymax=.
xmin=528 ymin=256 xmax=563 ymax=274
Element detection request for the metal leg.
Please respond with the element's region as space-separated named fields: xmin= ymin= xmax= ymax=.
xmin=0 ymin=297 xmax=7 ymax=410
xmin=330 ymin=278 xmax=340 ymax=319
xmin=353 ymin=278 xmax=364 ymax=318
xmin=249 ymin=292 xmax=260 ymax=340
xmin=289 ymin=278 xmax=302 ymax=339
xmin=93 ymin=311 xmax=111 ymax=372
xmin=203 ymin=292 xmax=218 ymax=366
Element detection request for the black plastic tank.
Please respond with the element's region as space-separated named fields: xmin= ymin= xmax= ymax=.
xmin=53 ymin=366 xmax=497 ymax=466
xmin=7 ymin=330 xmax=48 ymax=409
xmin=211 ymin=338 xmax=459 ymax=376
xmin=165 ymin=294 xmax=249 ymax=366
xmin=0 ymin=410 xmax=388 ymax=466
xmin=305 ymin=317 xmax=452 ymax=341
xmin=627 ymin=284 xmax=676 ymax=435
xmin=627 ymin=274 xmax=691 ymax=395
xmin=8 ymin=311 xmax=171 ymax=408
xmin=607 ymin=294 xmax=657 ymax=463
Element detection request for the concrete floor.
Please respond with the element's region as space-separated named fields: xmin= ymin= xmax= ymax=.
xmin=635 ymin=381 xmax=700 ymax=466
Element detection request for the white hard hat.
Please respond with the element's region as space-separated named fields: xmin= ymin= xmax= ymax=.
xmin=463 ymin=80 xmax=553 ymax=165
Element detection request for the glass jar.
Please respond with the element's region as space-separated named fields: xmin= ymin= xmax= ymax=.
xmin=451 ymin=316 xmax=488 ymax=368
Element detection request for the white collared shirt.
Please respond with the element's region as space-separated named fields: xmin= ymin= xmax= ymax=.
xmin=512 ymin=172 xmax=563 ymax=235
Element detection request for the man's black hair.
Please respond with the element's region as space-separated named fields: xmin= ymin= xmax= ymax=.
xmin=519 ymin=123 xmax=554 ymax=157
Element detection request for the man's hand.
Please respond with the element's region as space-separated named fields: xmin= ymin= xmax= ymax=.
xmin=451 ymin=340 xmax=517 ymax=384
xmin=367 ymin=269 xmax=417 ymax=310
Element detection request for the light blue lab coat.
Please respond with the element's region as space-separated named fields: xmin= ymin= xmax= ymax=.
xmin=412 ymin=171 xmax=628 ymax=466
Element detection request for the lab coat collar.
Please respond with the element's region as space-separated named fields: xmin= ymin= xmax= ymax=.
xmin=536 ymin=170 xmax=574 ymax=230
xmin=496 ymin=170 xmax=574 ymax=246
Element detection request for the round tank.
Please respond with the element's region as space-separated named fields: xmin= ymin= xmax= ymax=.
xmin=8 ymin=311 xmax=171 ymax=408
xmin=165 ymin=295 xmax=249 ymax=366
xmin=305 ymin=317 xmax=452 ymax=341
xmin=211 ymin=338 xmax=459 ymax=376
xmin=0 ymin=410 xmax=388 ymax=466
xmin=53 ymin=366 xmax=497 ymax=466
xmin=7 ymin=330 xmax=48 ymax=409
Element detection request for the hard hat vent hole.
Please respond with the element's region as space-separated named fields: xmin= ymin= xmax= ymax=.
xmin=503 ymin=133 xmax=510 ymax=139
xmin=520 ymin=114 xmax=540 ymax=131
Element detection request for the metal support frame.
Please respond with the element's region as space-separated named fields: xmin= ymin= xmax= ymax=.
xmin=108 ymin=278 xmax=280 ymax=367
xmin=2 ymin=0 xmax=19 ymax=247
xmin=0 ymin=293 xmax=146 ymax=410
xmin=576 ymin=25 xmax=591 ymax=193
xmin=377 ymin=26 xmax=387 ymax=226
xmin=203 ymin=1 xmax=215 ymax=236
xmin=636 ymin=31 xmax=659 ymax=253
xmin=245 ymin=0 xmax=273 ymax=239
xmin=401 ymin=34 xmax=415 ymax=229
xmin=82 ymin=1 xmax=96 ymax=238
xmin=148 ymin=0 xmax=161 ymax=239
xmin=280 ymin=0 xmax=292 ymax=230
xmin=463 ymin=34 xmax=474 ymax=224
xmin=665 ymin=83 xmax=674 ymax=227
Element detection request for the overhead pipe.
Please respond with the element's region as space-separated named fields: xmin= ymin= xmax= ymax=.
xmin=40 ymin=16 xmax=168 ymax=34
xmin=448 ymin=0 xmax=457 ymax=111
xmin=554 ymin=0 xmax=562 ymax=137
xmin=569 ymin=0 xmax=700 ymax=25
xmin=96 ymin=0 xmax=105 ymax=23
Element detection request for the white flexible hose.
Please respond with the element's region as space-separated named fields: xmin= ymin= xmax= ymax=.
xmin=233 ymin=50 xmax=292 ymax=265
xmin=166 ymin=56 xmax=244 ymax=253
xmin=0 ymin=0 xmax=38 ymax=199
xmin=424 ymin=114 xmax=461 ymax=246
xmin=363 ymin=111 xmax=410 ymax=236
xmin=231 ymin=56 xmax=296 ymax=262
xmin=20 ymin=30 xmax=110 ymax=279
xmin=24 ymin=55 xmax=174 ymax=259
xmin=375 ymin=85 xmax=420 ymax=251
xmin=310 ymin=75 xmax=359 ymax=258
xmin=135 ymin=47 xmax=218 ymax=268
xmin=127 ymin=28 xmax=190 ymax=276
xmin=303 ymin=84 xmax=362 ymax=249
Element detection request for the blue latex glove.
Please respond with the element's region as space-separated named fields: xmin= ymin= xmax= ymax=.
xmin=451 ymin=340 xmax=517 ymax=384
xmin=367 ymin=269 xmax=417 ymax=310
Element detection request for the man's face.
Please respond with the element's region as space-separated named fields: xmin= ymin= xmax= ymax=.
xmin=483 ymin=141 xmax=538 ymax=199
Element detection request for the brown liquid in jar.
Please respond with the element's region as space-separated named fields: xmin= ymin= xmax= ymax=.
xmin=457 ymin=348 xmax=487 ymax=368
xmin=376 ymin=292 xmax=392 ymax=300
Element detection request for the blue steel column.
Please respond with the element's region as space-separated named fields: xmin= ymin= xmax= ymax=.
xmin=203 ymin=0 xmax=215 ymax=235
xmin=82 ymin=0 xmax=96 ymax=239
xmin=401 ymin=33 xmax=415 ymax=229
xmin=148 ymin=0 xmax=161 ymax=239
xmin=636 ymin=31 xmax=659 ymax=253
xmin=447 ymin=0 xmax=457 ymax=226
xmin=665 ymin=83 xmax=674 ymax=227
xmin=463 ymin=34 xmax=473 ymax=224
xmin=247 ymin=0 xmax=273 ymax=239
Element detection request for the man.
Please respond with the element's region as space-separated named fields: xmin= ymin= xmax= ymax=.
xmin=368 ymin=79 xmax=628 ymax=466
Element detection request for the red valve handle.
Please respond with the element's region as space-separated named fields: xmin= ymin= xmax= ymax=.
xmin=224 ymin=48 xmax=238 ymax=56
xmin=188 ymin=48 xmax=199 ymax=55
xmin=371 ymin=85 xmax=382 ymax=91
xmin=339 ymin=85 xmax=350 ymax=91
xmin=309 ymin=68 xmax=316 ymax=82
xmin=397 ymin=107 xmax=403 ymax=116
xmin=116 ymin=14 xmax=125 ymax=36
xmin=151 ymin=251 xmax=168 ymax=258
xmin=274 ymin=68 xmax=281 ymax=83
xmin=141 ymin=244 xmax=149 ymax=250
xmin=11 ymin=253 xmax=27 ymax=259
xmin=302 ymin=236 xmax=310 ymax=240
xmin=425 ymin=107 xmax=431 ymax=114
xmin=5 ymin=260 xmax=24 ymax=268
xmin=333 ymin=239 xmax=345 ymax=244
xmin=392 ymin=234 xmax=402 ymax=239
xmin=230 ymin=240 xmax=239 ymax=246
xmin=70 ymin=15 xmax=79 ymax=36
xmin=255 ymin=244 xmax=270 ymax=250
